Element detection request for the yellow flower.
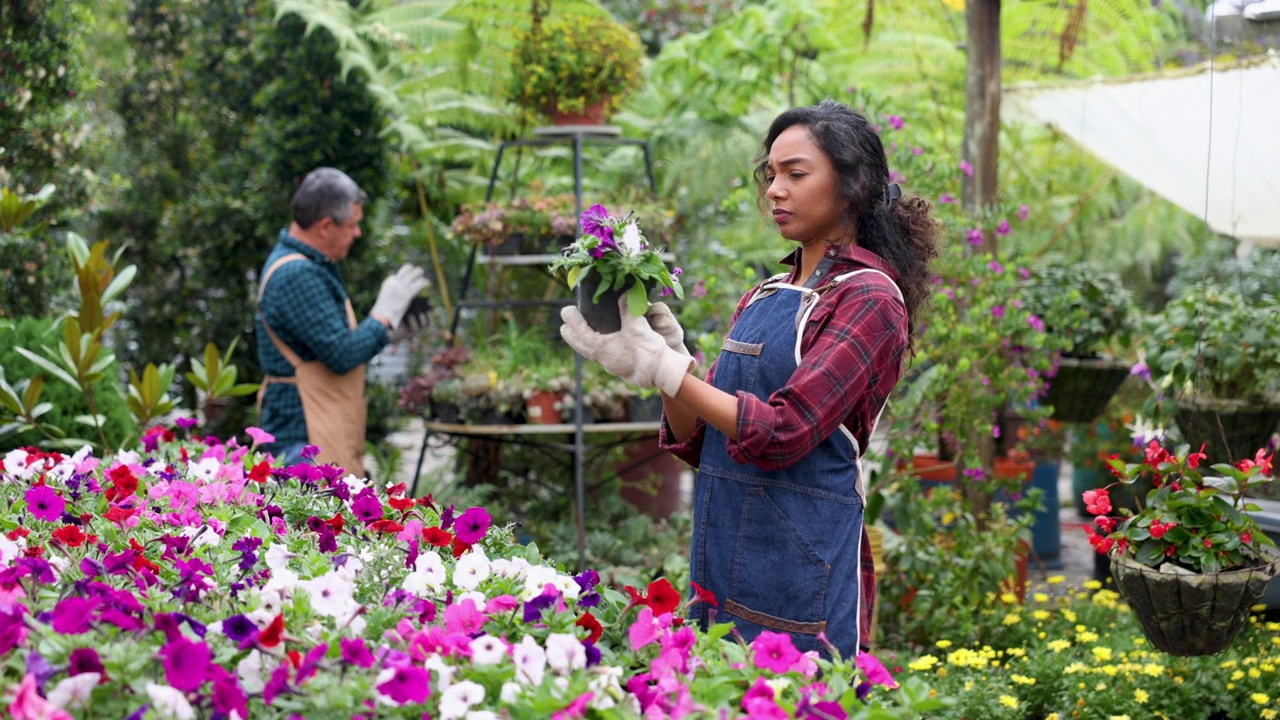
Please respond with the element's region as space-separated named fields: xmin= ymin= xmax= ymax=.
xmin=1095 ymin=682 xmax=1108 ymax=692
xmin=1047 ymin=575 xmax=1065 ymax=584
xmin=1101 ymin=665 xmax=1118 ymax=677
xmin=1250 ymin=668 xmax=1263 ymax=679
xmin=1048 ymin=639 xmax=1072 ymax=653
xmin=1092 ymin=647 xmax=1114 ymax=663
xmin=1228 ymin=683 xmax=1236 ymax=690
xmin=935 ymin=639 xmax=953 ymax=649
xmin=1000 ymin=592 xmax=1018 ymax=604
xmin=1011 ymin=674 xmax=1036 ymax=685
xmin=1065 ymin=662 xmax=1089 ymax=674
xmin=1084 ymin=580 xmax=1103 ymax=590
xmin=1261 ymin=709 xmax=1277 ymax=720
xmin=1135 ymin=689 xmax=1149 ymax=704
xmin=1034 ymin=592 xmax=1049 ymax=603
xmin=1232 ymin=670 xmax=1245 ymax=681
xmin=1006 ymin=648 xmax=1027 ymax=657
xmin=999 ymin=694 xmax=1019 ymax=709
xmin=1046 ymin=714 xmax=1061 ymax=720
xmin=1220 ymin=659 xmax=1239 ymax=669
xmin=1003 ymin=613 xmax=1022 ymax=626
xmin=1077 ymin=630 xmax=1099 ymax=643
xmin=1033 ymin=610 xmax=1051 ymax=621
xmin=1110 ymin=716 xmax=1131 ymax=720
xmin=1253 ymin=604 xmax=1268 ymax=612
xmin=1253 ymin=693 xmax=1271 ymax=705
xmin=1063 ymin=609 xmax=1078 ymax=623
xmin=1266 ymin=622 xmax=1280 ymax=632
xmin=908 ymin=655 xmax=939 ymax=671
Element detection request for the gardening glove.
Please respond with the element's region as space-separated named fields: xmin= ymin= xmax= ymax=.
xmin=560 ymin=296 xmax=694 ymax=398
xmin=645 ymin=302 xmax=692 ymax=359
xmin=371 ymin=264 xmax=430 ymax=330
xmin=387 ymin=306 xmax=430 ymax=344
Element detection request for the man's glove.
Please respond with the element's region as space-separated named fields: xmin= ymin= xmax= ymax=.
xmin=371 ymin=265 xmax=429 ymax=330
xmin=560 ymin=297 xmax=693 ymax=398
xmin=645 ymin=302 xmax=691 ymax=358
xmin=387 ymin=309 xmax=429 ymax=344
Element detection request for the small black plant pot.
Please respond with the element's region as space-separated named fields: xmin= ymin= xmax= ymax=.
xmin=577 ymin=274 xmax=653 ymax=334
xmin=432 ymin=401 xmax=460 ymax=424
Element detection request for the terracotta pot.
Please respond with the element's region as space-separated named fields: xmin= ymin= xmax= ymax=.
xmin=525 ymin=390 xmax=564 ymax=425
xmin=551 ymin=98 xmax=608 ymax=126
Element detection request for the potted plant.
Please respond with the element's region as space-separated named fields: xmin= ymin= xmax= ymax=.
xmin=549 ymin=202 xmax=683 ymax=333
xmin=523 ymin=363 xmax=573 ymax=425
xmin=1142 ymin=282 xmax=1280 ymax=465
xmin=1083 ymin=440 xmax=1279 ymax=655
xmin=399 ymin=345 xmax=472 ymax=423
xmin=507 ymin=11 xmax=644 ymax=125
xmin=1021 ymin=258 xmax=1136 ymax=423
xmin=449 ymin=192 xmax=578 ymax=256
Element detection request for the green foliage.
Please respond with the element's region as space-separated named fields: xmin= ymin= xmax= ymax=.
xmin=1168 ymin=245 xmax=1280 ymax=306
xmin=1021 ymin=258 xmax=1135 ymax=358
xmin=508 ymin=12 xmax=645 ymax=119
xmin=0 ymin=316 xmax=132 ymax=450
xmin=1142 ymin=283 xmax=1280 ymax=403
xmin=600 ymin=0 xmax=742 ymax=56
xmin=551 ymin=204 xmax=683 ymax=318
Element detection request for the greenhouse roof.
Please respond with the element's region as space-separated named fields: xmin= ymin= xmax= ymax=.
xmin=1005 ymin=52 xmax=1280 ymax=249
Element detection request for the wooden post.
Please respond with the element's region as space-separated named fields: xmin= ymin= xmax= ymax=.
xmin=962 ymin=0 xmax=1001 ymax=256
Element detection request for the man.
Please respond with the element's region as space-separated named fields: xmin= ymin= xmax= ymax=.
xmin=255 ymin=167 xmax=429 ymax=475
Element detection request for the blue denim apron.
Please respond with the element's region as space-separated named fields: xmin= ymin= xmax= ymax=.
xmin=690 ymin=269 xmax=900 ymax=658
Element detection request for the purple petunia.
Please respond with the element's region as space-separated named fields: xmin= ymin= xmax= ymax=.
xmin=580 ymin=204 xmax=614 ymax=243
xmin=25 ymin=485 xmax=65 ymax=522
xmin=340 ymin=637 xmax=376 ymax=668
xmin=161 ymin=636 xmax=211 ymax=691
xmin=376 ymin=663 xmax=430 ymax=705
xmin=51 ymin=596 xmax=100 ymax=635
xmin=453 ymin=506 xmax=491 ymax=544
xmin=68 ymin=647 xmax=104 ymax=676
xmin=221 ymin=614 xmax=258 ymax=644
xmin=351 ymin=490 xmax=383 ymax=524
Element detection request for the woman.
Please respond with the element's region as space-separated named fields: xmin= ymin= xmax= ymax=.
xmin=559 ymin=100 xmax=938 ymax=657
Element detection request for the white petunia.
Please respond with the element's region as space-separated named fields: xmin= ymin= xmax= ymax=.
xmin=500 ymin=681 xmax=523 ymax=704
xmin=263 ymin=544 xmax=296 ymax=570
xmin=452 ymin=546 xmax=491 ymax=591
xmin=188 ymin=457 xmax=221 ymax=482
xmin=552 ymin=574 xmax=581 ymax=601
xmin=544 ymin=633 xmax=586 ymax=674
xmin=114 ymin=449 xmax=141 ymax=467
xmin=426 ymin=653 xmax=456 ymax=692
xmin=301 ymin=571 xmax=357 ymax=618
xmin=46 ymin=672 xmax=100 ymax=709
xmin=469 ymin=635 xmax=507 ymax=666
xmin=438 ymin=680 xmax=486 ymax=720
xmin=466 ymin=712 xmax=499 ymax=720
xmin=512 ymin=635 xmax=546 ymax=686
xmin=619 ymin=221 xmax=644 ymax=254
xmin=236 ymin=651 xmax=270 ymax=694
xmin=521 ymin=565 xmax=559 ymax=600
xmin=256 ymin=589 xmax=286 ymax=618
xmin=489 ymin=557 xmax=528 ymax=580
xmin=403 ymin=551 xmax=446 ymax=596
xmin=146 ymin=683 xmax=196 ymax=720
xmin=261 ymin=569 xmax=299 ymax=598
xmin=0 ymin=534 xmax=19 ymax=563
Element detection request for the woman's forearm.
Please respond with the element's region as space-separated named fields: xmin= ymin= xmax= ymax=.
xmin=671 ymin=374 xmax=740 ymax=441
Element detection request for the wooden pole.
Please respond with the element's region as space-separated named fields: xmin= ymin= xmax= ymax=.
xmin=962 ymin=0 xmax=1001 ymax=256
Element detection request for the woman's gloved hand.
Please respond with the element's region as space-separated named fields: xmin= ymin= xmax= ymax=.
xmin=559 ymin=297 xmax=693 ymax=397
xmin=644 ymin=302 xmax=691 ymax=359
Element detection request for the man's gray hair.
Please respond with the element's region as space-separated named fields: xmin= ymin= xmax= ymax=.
xmin=291 ymin=167 xmax=368 ymax=229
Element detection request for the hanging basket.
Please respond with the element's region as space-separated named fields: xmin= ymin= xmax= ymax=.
xmin=1109 ymin=548 xmax=1280 ymax=656
xmin=1172 ymin=398 xmax=1280 ymax=466
xmin=1040 ymin=356 xmax=1131 ymax=423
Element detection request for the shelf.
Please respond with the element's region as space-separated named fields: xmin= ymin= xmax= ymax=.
xmin=422 ymin=420 xmax=661 ymax=437
xmin=532 ymin=125 xmax=623 ymax=138
xmin=477 ymin=252 xmax=676 ymax=266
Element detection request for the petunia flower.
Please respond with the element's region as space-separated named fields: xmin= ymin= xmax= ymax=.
xmin=579 ymin=204 xmax=614 ymax=242
xmin=453 ymin=507 xmax=491 ymax=544
xmin=67 ymin=648 xmax=104 ymax=677
xmin=24 ymin=486 xmax=65 ymax=523
xmin=751 ymin=631 xmax=801 ymax=673
xmin=340 ymin=637 xmax=376 ymax=668
xmin=5 ymin=674 xmax=73 ymax=720
xmin=375 ymin=662 xmax=430 ymax=706
xmin=545 ymin=632 xmax=587 ymax=674
xmin=512 ymin=635 xmax=547 ymax=686
xmin=438 ymin=680 xmax=485 ymax=720
xmin=856 ymin=651 xmax=899 ymax=689
xmin=161 ymin=637 xmax=211 ymax=692
xmin=50 ymin=596 xmax=100 ymax=635
xmin=145 ymin=683 xmax=195 ymax=720
xmin=45 ymin=672 xmax=100 ymax=710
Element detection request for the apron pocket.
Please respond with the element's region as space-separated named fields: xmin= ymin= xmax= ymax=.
xmin=727 ymin=485 xmax=830 ymax=634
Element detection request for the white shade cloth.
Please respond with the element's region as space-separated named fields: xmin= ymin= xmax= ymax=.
xmin=1005 ymin=52 xmax=1280 ymax=249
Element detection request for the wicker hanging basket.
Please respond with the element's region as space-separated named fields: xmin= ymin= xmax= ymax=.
xmin=1110 ymin=548 xmax=1280 ymax=656
xmin=1172 ymin=398 xmax=1280 ymax=466
xmin=1040 ymin=356 xmax=1131 ymax=424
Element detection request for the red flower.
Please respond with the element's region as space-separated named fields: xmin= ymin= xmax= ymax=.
xmin=1186 ymin=444 xmax=1208 ymax=469
xmin=108 ymin=465 xmax=139 ymax=498
xmin=1144 ymin=440 xmax=1173 ymax=467
xmin=1094 ymin=516 xmax=1117 ymax=534
xmin=248 ymin=461 xmax=272 ymax=484
xmin=387 ymin=497 xmax=416 ymax=512
xmin=104 ymin=506 xmax=138 ymax=526
xmin=1086 ymin=530 xmax=1114 ymax=555
xmin=1205 ymin=537 xmax=1213 ymax=548
xmin=646 ymin=578 xmax=681 ymax=616
xmin=1105 ymin=455 xmax=1126 ymax=479
xmin=422 ymin=527 xmax=452 ymax=547
xmin=1149 ymin=521 xmax=1176 ymax=539
xmin=7 ymin=527 xmax=30 ymax=540
xmin=690 ymin=581 xmax=719 ymax=608
xmin=416 ymin=494 xmax=438 ymax=512
xmin=1082 ymin=488 xmax=1112 ymax=516
xmin=324 ymin=513 xmax=344 ymax=535
xmin=451 ymin=537 xmax=471 ymax=559
xmin=52 ymin=525 xmax=87 ymax=547
xmin=575 ymin=612 xmax=603 ymax=644
xmin=369 ymin=519 xmax=404 ymax=534
xmin=23 ymin=545 xmax=45 ymax=558
xmin=1165 ymin=545 xmax=1177 ymax=557
xmin=1242 ymin=531 xmax=1253 ymax=545
xmin=622 ymin=585 xmax=647 ymax=612
xmin=258 ymin=614 xmax=285 ymax=648
xmin=1237 ymin=449 xmax=1275 ymax=476
xmin=386 ymin=483 xmax=407 ymax=497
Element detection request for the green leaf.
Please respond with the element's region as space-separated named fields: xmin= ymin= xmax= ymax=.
xmin=226 ymin=383 xmax=260 ymax=398
xmin=101 ymin=264 xmax=137 ymax=304
xmin=14 ymin=347 xmax=80 ymax=390
xmin=75 ymin=414 xmax=106 ymax=427
xmin=65 ymin=231 xmax=90 ymax=267
xmin=566 ymin=266 xmax=582 ymax=289
xmin=524 ymin=542 xmax=541 ymax=564
xmin=626 ymin=281 xmax=648 ymax=318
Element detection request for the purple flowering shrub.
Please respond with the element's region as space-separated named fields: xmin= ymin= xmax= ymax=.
xmin=0 ymin=428 xmax=938 ymax=718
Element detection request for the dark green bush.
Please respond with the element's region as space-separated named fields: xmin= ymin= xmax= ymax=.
xmin=0 ymin=316 xmax=134 ymax=450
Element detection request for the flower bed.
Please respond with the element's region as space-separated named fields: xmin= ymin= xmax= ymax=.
xmin=889 ymin=578 xmax=1280 ymax=719
xmin=0 ymin=428 xmax=935 ymax=719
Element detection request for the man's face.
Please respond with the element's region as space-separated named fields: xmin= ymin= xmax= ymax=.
xmin=321 ymin=203 xmax=363 ymax=261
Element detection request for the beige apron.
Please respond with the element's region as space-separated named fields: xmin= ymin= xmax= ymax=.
xmin=255 ymin=253 xmax=367 ymax=477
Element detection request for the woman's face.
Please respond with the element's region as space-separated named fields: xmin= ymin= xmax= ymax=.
xmin=764 ymin=125 xmax=848 ymax=246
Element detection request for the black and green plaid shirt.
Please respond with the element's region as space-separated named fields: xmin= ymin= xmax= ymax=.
xmin=255 ymin=231 xmax=388 ymax=449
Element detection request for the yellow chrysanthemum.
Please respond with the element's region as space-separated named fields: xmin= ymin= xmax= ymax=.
xmin=1048 ymin=639 xmax=1072 ymax=653
xmin=1077 ymin=630 xmax=1099 ymax=643
xmin=1046 ymin=714 xmax=1061 ymax=720
xmin=908 ymin=655 xmax=939 ymax=671
xmin=1253 ymin=693 xmax=1271 ymax=704
xmin=1266 ymin=622 xmax=1280 ymax=632
xmin=1250 ymin=668 xmax=1263 ymax=679
xmin=1084 ymin=580 xmax=1103 ymax=590
xmin=1232 ymin=670 xmax=1245 ymax=681
xmin=1110 ymin=715 xmax=1132 ymax=720
xmin=1135 ymin=689 xmax=1149 ymax=704
xmin=1003 ymin=613 xmax=1022 ymax=626
xmin=1033 ymin=592 xmax=1049 ymax=603
xmin=1047 ymin=575 xmax=1065 ymax=584
xmin=1062 ymin=609 xmax=1077 ymax=622
xmin=999 ymin=694 xmax=1019 ymax=709
xmin=935 ymin=639 xmax=953 ymax=649
xmin=1010 ymin=674 xmax=1036 ymax=685
xmin=1092 ymin=647 xmax=1114 ymax=663
xmin=1033 ymin=610 xmax=1051 ymax=621
xmin=1006 ymin=648 xmax=1027 ymax=657
xmin=1261 ymin=709 xmax=1277 ymax=720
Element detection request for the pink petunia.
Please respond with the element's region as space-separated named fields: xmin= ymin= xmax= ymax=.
xmin=443 ymin=598 xmax=486 ymax=636
xmin=751 ymin=631 xmax=801 ymax=674
xmin=24 ymin=486 xmax=65 ymax=523
xmin=376 ymin=663 xmax=430 ymax=705
xmin=5 ymin=674 xmax=73 ymax=720
xmin=856 ymin=651 xmax=899 ymax=689
xmin=453 ymin=507 xmax=491 ymax=544
xmin=628 ymin=606 xmax=659 ymax=651
xmin=162 ymin=636 xmax=212 ymax=692
xmin=245 ymin=427 xmax=275 ymax=447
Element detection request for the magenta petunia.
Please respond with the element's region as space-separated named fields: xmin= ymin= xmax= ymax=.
xmin=340 ymin=637 xmax=376 ymax=668
xmin=25 ymin=485 xmax=65 ymax=522
xmin=579 ymin=204 xmax=614 ymax=243
xmin=161 ymin=636 xmax=212 ymax=691
xmin=376 ymin=663 xmax=430 ymax=705
xmin=443 ymin=598 xmax=486 ymax=636
xmin=751 ymin=630 xmax=801 ymax=674
xmin=855 ymin=651 xmax=899 ymax=689
xmin=351 ymin=491 xmax=383 ymax=524
xmin=453 ymin=506 xmax=491 ymax=544
xmin=50 ymin=596 xmax=101 ymax=635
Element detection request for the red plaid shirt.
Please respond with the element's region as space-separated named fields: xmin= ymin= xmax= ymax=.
xmin=661 ymin=243 xmax=908 ymax=649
